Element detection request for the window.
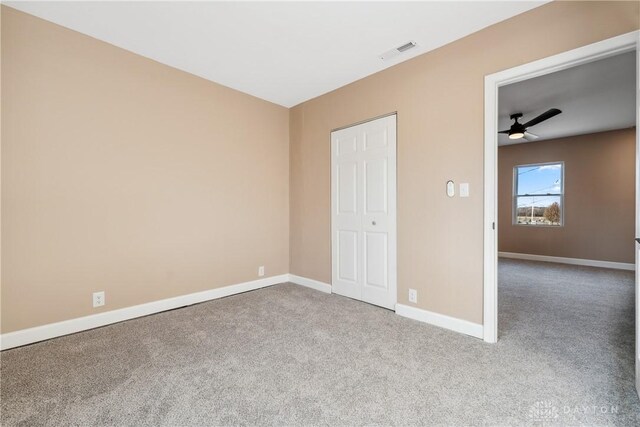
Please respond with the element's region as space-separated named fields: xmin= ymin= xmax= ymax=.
xmin=513 ymin=162 xmax=563 ymax=226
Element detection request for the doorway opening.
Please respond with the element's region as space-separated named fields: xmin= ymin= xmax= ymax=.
xmin=483 ymin=31 xmax=639 ymax=396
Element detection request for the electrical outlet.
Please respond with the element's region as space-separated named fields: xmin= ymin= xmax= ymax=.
xmin=258 ymin=266 xmax=265 ymax=277
xmin=408 ymin=289 xmax=418 ymax=304
xmin=93 ymin=291 xmax=105 ymax=308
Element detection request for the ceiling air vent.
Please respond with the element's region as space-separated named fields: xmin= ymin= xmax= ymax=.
xmin=380 ymin=41 xmax=417 ymax=61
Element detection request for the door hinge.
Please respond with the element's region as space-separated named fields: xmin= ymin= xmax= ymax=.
xmin=492 ymin=222 xmax=495 ymax=230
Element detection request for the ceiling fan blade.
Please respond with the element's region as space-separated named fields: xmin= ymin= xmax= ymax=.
xmin=498 ymin=130 xmax=510 ymax=134
xmin=524 ymin=132 xmax=539 ymax=141
xmin=522 ymin=108 xmax=562 ymax=128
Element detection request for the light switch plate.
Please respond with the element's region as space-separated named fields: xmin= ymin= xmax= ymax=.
xmin=460 ymin=183 xmax=470 ymax=197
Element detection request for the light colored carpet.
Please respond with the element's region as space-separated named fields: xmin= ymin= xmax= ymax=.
xmin=1 ymin=259 xmax=638 ymax=425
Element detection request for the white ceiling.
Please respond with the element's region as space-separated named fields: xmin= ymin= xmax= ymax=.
xmin=498 ymin=51 xmax=636 ymax=146
xmin=5 ymin=1 xmax=547 ymax=107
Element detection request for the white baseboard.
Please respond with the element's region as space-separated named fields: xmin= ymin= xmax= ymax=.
xmin=287 ymin=274 xmax=332 ymax=293
xmin=498 ymin=252 xmax=635 ymax=271
xmin=0 ymin=274 xmax=289 ymax=351
xmin=395 ymin=304 xmax=484 ymax=339
xmin=4 ymin=273 xmax=492 ymax=350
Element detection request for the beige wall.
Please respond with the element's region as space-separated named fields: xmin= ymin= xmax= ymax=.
xmin=2 ymin=2 xmax=639 ymax=334
xmin=1 ymin=7 xmax=290 ymax=333
xmin=498 ymin=129 xmax=636 ymax=263
xmin=289 ymin=1 xmax=639 ymax=324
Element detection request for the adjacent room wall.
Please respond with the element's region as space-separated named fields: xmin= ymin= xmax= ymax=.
xmin=1 ymin=7 xmax=290 ymax=333
xmin=498 ymin=129 xmax=636 ymax=264
xmin=289 ymin=1 xmax=639 ymax=324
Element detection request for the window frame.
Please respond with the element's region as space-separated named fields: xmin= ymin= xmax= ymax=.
xmin=512 ymin=161 xmax=565 ymax=227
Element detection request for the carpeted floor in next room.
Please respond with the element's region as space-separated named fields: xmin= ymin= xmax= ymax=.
xmin=1 ymin=259 xmax=638 ymax=425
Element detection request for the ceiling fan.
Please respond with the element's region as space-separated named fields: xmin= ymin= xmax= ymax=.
xmin=499 ymin=108 xmax=562 ymax=141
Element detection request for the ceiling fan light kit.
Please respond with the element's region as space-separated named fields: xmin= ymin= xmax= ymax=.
xmin=499 ymin=108 xmax=562 ymax=141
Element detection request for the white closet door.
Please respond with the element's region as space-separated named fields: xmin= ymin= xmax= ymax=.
xmin=331 ymin=115 xmax=396 ymax=310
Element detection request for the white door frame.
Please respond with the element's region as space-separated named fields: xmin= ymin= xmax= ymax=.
xmin=331 ymin=113 xmax=398 ymax=310
xmin=483 ymin=31 xmax=640 ymax=344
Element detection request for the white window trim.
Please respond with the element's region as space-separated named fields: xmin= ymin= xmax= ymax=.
xmin=512 ymin=161 xmax=564 ymax=227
